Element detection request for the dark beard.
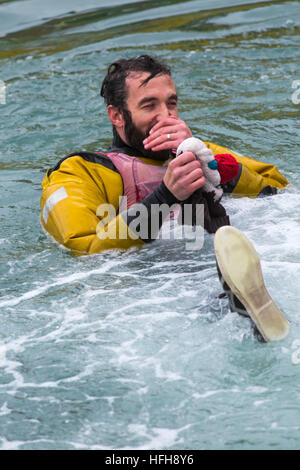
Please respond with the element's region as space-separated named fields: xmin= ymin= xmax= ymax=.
xmin=123 ymin=109 xmax=171 ymax=162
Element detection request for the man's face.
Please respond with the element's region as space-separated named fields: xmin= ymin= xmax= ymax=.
xmin=123 ymin=72 xmax=178 ymax=160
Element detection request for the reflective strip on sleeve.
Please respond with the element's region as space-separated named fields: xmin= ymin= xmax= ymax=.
xmin=43 ymin=186 xmax=68 ymax=224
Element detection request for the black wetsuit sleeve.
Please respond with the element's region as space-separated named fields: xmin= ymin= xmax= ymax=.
xmin=122 ymin=180 xmax=179 ymax=243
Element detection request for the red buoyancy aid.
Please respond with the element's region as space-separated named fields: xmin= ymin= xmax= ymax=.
xmin=101 ymin=152 xmax=167 ymax=211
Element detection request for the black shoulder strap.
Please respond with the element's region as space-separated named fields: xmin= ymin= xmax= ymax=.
xmin=47 ymin=151 xmax=119 ymax=176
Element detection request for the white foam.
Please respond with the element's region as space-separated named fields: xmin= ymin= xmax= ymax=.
xmin=122 ymin=425 xmax=190 ymax=450
xmin=0 ymin=258 xmax=118 ymax=308
xmin=0 ymin=402 xmax=11 ymax=416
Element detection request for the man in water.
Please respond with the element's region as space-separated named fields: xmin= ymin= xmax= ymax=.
xmin=40 ymin=55 xmax=289 ymax=341
xmin=41 ymin=54 xmax=287 ymax=254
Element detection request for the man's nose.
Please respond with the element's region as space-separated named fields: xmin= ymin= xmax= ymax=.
xmin=157 ymin=103 xmax=171 ymax=119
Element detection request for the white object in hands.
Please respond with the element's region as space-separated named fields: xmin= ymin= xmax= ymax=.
xmin=176 ymin=137 xmax=223 ymax=201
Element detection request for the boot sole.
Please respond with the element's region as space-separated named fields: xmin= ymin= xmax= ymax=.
xmin=214 ymin=226 xmax=290 ymax=342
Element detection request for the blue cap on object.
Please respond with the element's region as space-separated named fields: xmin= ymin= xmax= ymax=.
xmin=208 ymin=159 xmax=218 ymax=170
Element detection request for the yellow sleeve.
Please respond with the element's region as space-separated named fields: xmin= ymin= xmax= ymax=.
xmin=40 ymin=155 xmax=144 ymax=255
xmin=204 ymin=141 xmax=289 ymax=196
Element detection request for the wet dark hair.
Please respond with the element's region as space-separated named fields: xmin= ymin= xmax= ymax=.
xmin=100 ymin=54 xmax=171 ymax=111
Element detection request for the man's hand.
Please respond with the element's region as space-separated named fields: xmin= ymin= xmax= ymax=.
xmin=143 ymin=116 xmax=192 ymax=153
xmin=163 ymin=151 xmax=205 ymax=201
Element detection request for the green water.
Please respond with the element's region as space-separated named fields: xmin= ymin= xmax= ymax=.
xmin=0 ymin=0 xmax=300 ymax=450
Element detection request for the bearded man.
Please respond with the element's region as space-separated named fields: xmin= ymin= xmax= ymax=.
xmin=40 ymin=54 xmax=288 ymax=254
xmin=40 ymin=54 xmax=290 ymax=342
